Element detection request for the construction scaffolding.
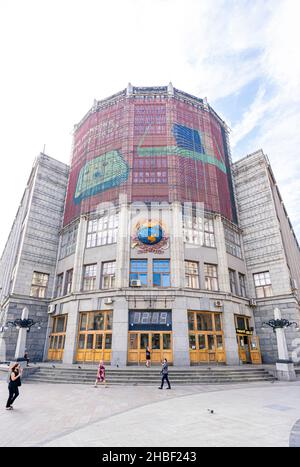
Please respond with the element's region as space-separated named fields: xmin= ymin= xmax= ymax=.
xmin=63 ymin=87 xmax=236 ymax=226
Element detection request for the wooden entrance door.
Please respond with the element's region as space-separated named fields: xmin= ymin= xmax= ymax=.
xmin=249 ymin=335 xmax=262 ymax=364
xmin=128 ymin=332 xmax=173 ymax=364
xmin=188 ymin=311 xmax=226 ymax=364
xmin=189 ymin=333 xmax=226 ymax=364
xmin=47 ymin=315 xmax=67 ymax=361
xmin=76 ymin=311 xmax=112 ymax=363
xmin=76 ymin=332 xmax=112 ymax=363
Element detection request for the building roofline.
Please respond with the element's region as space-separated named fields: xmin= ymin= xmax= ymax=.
xmin=73 ymin=84 xmax=229 ymax=133
xmin=233 ymin=148 xmax=300 ymax=250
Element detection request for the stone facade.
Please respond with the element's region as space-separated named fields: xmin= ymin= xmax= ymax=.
xmin=1 ymin=97 xmax=299 ymax=368
xmin=233 ymin=150 xmax=300 ymax=363
xmin=0 ymin=153 xmax=69 ymax=361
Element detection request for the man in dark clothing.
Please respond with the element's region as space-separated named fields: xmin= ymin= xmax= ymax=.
xmin=158 ymin=358 xmax=171 ymax=389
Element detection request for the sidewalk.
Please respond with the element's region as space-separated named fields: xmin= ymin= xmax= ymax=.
xmin=1 ymin=379 xmax=300 ymax=447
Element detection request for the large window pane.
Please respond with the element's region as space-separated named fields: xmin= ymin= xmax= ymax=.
xmin=105 ymin=334 xmax=112 ymax=349
xmin=189 ymin=334 xmax=196 ymax=350
xmin=163 ymin=334 xmax=171 ymax=350
xmin=140 ymin=334 xmax=149 ymax=349
xmin=198 ymin=335 xmax=206 ymax=350
xmin=30 ymin=272 xmax=49 ymax=298
xmin=208 ymin=335 xmax=215 ymax=351
xmin=95 ymin=334 xmax=103 ymax=350
xmin=129 ymin=334 xmax=138 ymax=350
xmin=152 ymin=334 xmax=160 ymax=350
xmin=197 ymin=313 xmax=213 ymax=331
xmin=130 ymin=260 xmax=148 ymax=286
xmin=86 ymin=334 xmax=94 ymax=349
xmin=86 ymin=211 xmax=119 ymax=248
xmin=78 ymin=334 xmax=85 ymax=349
xmin=153 ymin=260 xmax=170 ymax=288
xmin=214 ymin=314 xmax=222 ymax=331
xmin=188 ymin=313 xmax=195 ymax=331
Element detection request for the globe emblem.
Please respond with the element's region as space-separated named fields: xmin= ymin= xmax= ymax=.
xmin=137 ymin=223 xmax=163 ymax=245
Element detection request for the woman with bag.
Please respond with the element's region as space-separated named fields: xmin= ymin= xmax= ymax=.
xmin=145 ymin=346 xmax=151 ymax=368
xmin=6 ymin=362 xmax=22 ymax=410
xmin=94 ymin=360 xmax=106 ymax=387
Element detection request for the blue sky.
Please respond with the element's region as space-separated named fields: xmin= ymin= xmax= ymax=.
xmin=0 ymin=0 xmax=299 ymax=251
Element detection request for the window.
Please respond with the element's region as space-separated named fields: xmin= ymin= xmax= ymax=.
xmin=239 ymin=273 xmax=247 ymax=298
xmin=229 ymin=269 xmax=237 ymax=295
xmin=224 ymin=223 xmax=242 ymax=259
xmin=183 ymin=212 xmax=215 ymax=247
xmin=185 ymin=261 xmax=199 ymax=288
xmin=130 ymin=259 xmax=148 ymax=286
xmin=204 ymin=264 xmax=218 ymax=291
xmin=59 ymin=223 xmax=78 ymax=259
xmin=30 ymin=272 xmax=49 ymax=298
xmin=253 ymin=271 xmax=273 ymax=298
xmin=197 ymin=313 xmax=213 ymax=331
xmin=101 ymin=261 xmax=116 ymax=289
xmin=83 ymin=264 xmax=97 ymax=291
xmin=153 ymin=259 xmax=170 ymax=287
xmin=86 ymin=210 xmax=118 ymax=248
xmin=64 ymin=269 xmax=73 ymax=295
xmin=235 ymin=315 xmax=251 ymax=331
xmin=203 ymin=219 xmax=215 ymax=248
xmin=55 ymin=273 xmax=64 ymax=298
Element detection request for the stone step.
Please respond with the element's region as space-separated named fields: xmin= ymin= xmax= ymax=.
xmin=24 ymin=365 xmax=275 ymax=385
xmin=27 ymin=373 xmax=274 ymax=383
xmin=34 ymin=368 xmax=266 ymax=376
xmin=33 ymin=370 xmax=271 ymax=377
xmin=26 ymin=377 xmax=275 ymax=385
xmin=29 ymin=375 xmax=273 ymax=382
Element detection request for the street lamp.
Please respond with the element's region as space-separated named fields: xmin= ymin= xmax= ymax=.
xmin=262 ymin=319 xmax=299 ymax=332
xmin=264 ymin=308 xmax=298 ymax=381
xmin=1 ymin=319 xmax=41 ymax=333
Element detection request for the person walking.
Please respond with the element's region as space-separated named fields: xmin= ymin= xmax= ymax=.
xmin=24 ymin=350 xmax=30 ymax=367
xmin=6 ymin=363 xmax=22 ymax=410
xmin=145 ymin=346 xmax=151 ymax=368
xmin=94 ymin=360 xmax=106 ymax=387
xmin=158 ymin=358 xmax=171 ymax=389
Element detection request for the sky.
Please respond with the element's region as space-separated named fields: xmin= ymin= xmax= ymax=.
xmin=0 ymin=0 xmax=299 ymax=252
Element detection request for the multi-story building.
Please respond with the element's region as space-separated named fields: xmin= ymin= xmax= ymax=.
xmin=233 ymin=150 xmax=300 ymax=363
xmin=0 ymin=154 xmax=69 ymax=361
xmin=0 ymin=85 xmax=299 ymax=367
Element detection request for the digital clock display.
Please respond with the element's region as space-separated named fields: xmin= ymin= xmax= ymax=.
xmin=129 ymin=311 xmax=172 ymax=330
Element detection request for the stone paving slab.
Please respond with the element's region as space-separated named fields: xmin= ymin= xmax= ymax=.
xmin=1 ymin=380 xmax=300 ymax=447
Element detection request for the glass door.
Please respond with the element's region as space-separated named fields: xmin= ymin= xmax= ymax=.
xmin=151 ymin=333 xmax=161 ymax=363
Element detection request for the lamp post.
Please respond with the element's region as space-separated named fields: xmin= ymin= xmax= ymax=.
xmin=0 ymin=307 xmax=41 ymax=361
xmin=263 ymin=308 xmax=297 ymax=381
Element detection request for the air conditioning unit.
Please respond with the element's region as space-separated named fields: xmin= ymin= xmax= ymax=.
xmin=249 ymin=299 xmax=257 ymax=307
xmin=130 ymin=279 xmax=141 ymax=287
xmin=104 ymin=297 xmax=114 ymax=305
xmin=214 ymin=300 xmax=222 ymax=307
xmin=48 ymin=304 xmax=56 ymax=314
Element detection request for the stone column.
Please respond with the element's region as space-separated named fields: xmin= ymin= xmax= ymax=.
xmin=172 ymin=297 xmax=190 ymax=366
xmin=170 ymin=202 xmax=185 ymax=288
xmin=223 ymin=302 xmax=240 ymax=365
xmin=111 ymin=296 xmax=128 ymax=367
xmin=214 ymin=215 xmax=230 ymax=293
xmin=15 ymin=307 xmax=29 ymax=360
xmin=63 ymin=302 xmax=80 ymax=364
xmin=72 ymin=216 xmax=88 ymax=293
xmin=115 ymin=195 xmax=130 ymax=288
xmin=274 ymin=307 xmax=296 ymax=381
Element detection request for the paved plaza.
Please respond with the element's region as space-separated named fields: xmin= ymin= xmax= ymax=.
xmin=1 ymin=376 xmax=300 ymax=447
